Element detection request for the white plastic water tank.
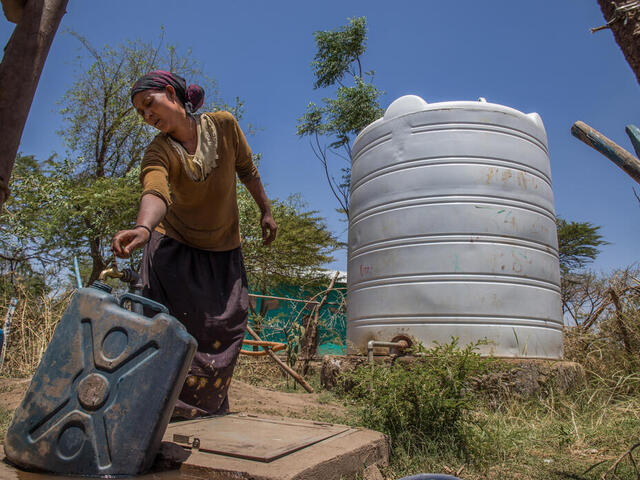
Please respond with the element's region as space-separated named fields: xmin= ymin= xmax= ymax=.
xmin=347 ymin=95 xmax=563 ymax=358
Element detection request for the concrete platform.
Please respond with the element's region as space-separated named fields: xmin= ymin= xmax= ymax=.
xmin=160 ymin=414 xmax=389 ymax=479
xmin=1 ymin=414 xmax=389 ymax=480
xmin=321 ymin=354 xmax=586 ymax=404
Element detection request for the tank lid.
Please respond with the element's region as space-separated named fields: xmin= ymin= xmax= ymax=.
xmin=356 ymin=95 xmax=544 ymax=145
xmin=384 ymin=95 xmax=429 ymax=120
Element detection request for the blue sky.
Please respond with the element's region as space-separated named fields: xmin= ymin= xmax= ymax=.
xmin=1 ymin=1 xmax=638 ymax=273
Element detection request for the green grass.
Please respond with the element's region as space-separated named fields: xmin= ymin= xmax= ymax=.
xmin=371 ymin=388 xmax=640 ymax=480
xmin=233 ymin=345 xmax=640 ymax=480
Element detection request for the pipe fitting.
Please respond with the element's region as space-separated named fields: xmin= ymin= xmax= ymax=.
xmin=367 ymin=338 xmax=410 ymax=365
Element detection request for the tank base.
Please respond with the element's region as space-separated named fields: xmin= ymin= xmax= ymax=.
xmin=320 ymin=354 xmax=585 ymax=403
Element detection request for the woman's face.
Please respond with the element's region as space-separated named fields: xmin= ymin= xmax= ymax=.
xmin=132 ymin=86 xmax=184 ymax=134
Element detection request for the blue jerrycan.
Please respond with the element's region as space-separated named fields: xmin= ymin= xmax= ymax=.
xmin=4 ymin=282 xmax=197 ymax=476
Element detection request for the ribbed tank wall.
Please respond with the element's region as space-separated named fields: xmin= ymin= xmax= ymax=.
xmin=347 ymin=96 xmax=563 ymax=359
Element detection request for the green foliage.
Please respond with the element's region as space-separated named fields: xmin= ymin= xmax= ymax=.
xmin=0 ymin=156 xmax=57 ymax=294
xmin=311 ymin=17 xmax=367 ymax=89
xmin=556 ymin=216 xmax=607 ymax=274
xmin=59 ymin=31 xmax=230 ymax=179
xmin=339 ymin=338 xmax=492 ymax=458
xmin=298 ymin=17 xmax=383 ymax=216
xmin=282 ymin=320 xmax=305 ymax=369
xmin=1 ymin=155 xmax=141 ymax=288
xmin=238 ymin=188 xmax=340 ymax=293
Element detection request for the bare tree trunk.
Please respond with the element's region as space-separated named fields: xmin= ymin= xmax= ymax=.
xmin=0 ymin=0 xmax=69 ymax=208
xmin=597 ymin=0 xmax=640 ymax=85
xmin=608 ymin=287 xmax=634 ymax=355
xmin=299 ymin=272 xmax=339 ymax=375
xmin=87 ymin=237 xmax=106 ymax=285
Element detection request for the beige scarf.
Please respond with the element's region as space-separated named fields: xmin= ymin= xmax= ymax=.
xmin=166 ymin=114 xmax=218 ymax=182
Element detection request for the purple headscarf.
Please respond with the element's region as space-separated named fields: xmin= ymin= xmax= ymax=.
xmin=130 ymin=70 xmax=205 ymax=113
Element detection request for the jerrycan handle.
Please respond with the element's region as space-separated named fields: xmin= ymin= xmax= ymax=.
xmin=119 ymin=293 xmax=169 ymax=315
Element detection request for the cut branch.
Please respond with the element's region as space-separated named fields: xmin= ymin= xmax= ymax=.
xmin=571 ymin=121 xmax=640 ymax=185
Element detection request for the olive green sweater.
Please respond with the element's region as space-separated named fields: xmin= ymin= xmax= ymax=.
xmin=140 ymin=111 xmax=259 ymax=251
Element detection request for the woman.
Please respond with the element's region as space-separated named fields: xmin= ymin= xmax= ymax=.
xmin=112 ymin=70 xmax=277 ymax=418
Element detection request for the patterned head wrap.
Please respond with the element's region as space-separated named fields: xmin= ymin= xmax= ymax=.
xmin=130 ymin=70 xmax=205 ymax=113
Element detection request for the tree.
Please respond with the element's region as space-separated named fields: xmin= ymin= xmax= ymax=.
xmin=595 ymin=1 xmax=640 ymax=85
xmin=0 ymin=154 xmax=141 ymax=289
xmin=556 ymin=216 xmax=608 ymax=274
xmin=0 ymin=0 xmax=69 ymax=209
xmin=236 ymin=182 xmax=340 ymax=342
xmin=0 ymin=156 xmax=51 ymax=296
xmin=297 ymin=17 xmax=384 ymax=217
xmin=556 ymin=216 xmax=608 ymax=322
xmin=239 ymin=186 xmax=339 ymax=294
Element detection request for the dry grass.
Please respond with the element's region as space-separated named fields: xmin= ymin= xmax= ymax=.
xmin=234 ymin=354 xmax=325 ymax=392
xmin=1 ymin=286 xmax=72 ymax=378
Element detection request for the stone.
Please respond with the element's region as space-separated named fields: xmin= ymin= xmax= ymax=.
xmin=363 ymin=463 xmax=384 ymax=480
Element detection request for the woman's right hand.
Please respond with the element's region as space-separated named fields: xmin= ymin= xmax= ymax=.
xmin=112 ymin=227 xmax=150 ymax=258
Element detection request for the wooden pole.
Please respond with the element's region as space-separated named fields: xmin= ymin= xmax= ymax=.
xmin=571 ymin=121 xmax=640 ymax=185
xmin=245 ymin=324 xmax=315 ymax=393
xmin=0 ymin=0 xmax=69 ymax=208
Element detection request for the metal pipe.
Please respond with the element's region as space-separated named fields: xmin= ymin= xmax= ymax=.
xmin=0 ymin=297 xmax=18 ymax=369
xmin=367 ymin=339 xmax=409 ymax=365
xmin=99 ymin=267 xmax=123 ymax=281
xmin=119 ymin=268 xmax=143 ymax=314
xmin=73 ymin=257 xmax=82 ymax=289
xmin=98 ymin=266 xmax=144 ymax=314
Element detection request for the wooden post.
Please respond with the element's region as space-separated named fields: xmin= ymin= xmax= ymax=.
xmin=245 ymin=324 xmax=315 ymax=393
xmin=571 ymin=121 xmax=640 ymax=185
xmin=0 ymin=0 xmax=69 ymax=208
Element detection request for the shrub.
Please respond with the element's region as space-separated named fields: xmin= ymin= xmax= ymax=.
xmin=339 ymin=338 xmax=493 ymax=458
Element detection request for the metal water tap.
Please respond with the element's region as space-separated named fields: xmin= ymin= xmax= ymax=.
xmin=99 ymin=266 xmax=123 ymax=281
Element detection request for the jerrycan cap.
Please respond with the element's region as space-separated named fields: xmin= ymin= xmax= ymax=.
xmin=89 ymin=281 xmax=113 ymax=294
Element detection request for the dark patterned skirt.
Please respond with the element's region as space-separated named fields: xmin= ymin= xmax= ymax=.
xmin=141 ymin=232 xmax=248 ymax=419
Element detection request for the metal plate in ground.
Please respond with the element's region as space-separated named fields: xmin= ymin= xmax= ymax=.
xmin=165 ymin=415 xmax=351 ymax=462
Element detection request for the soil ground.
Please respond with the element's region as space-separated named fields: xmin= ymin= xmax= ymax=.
xmin=0 ymin=375 xmax=348 ymax=427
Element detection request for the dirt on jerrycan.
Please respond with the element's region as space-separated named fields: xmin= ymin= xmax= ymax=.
xmin=4 ymin=282 xmax=197 ymax=476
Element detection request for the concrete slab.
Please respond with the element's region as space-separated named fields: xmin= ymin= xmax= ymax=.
xmin=160 ymin=414 xmax=389 ymax=480
xmin=1 ymin=414 xmax=389 ymax=480
xmin=166 ymin=415 xmax=352 ymax=462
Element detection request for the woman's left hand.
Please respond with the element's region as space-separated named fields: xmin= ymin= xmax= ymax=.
xmin=261 ymin=213 xmax=277 ymax=245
